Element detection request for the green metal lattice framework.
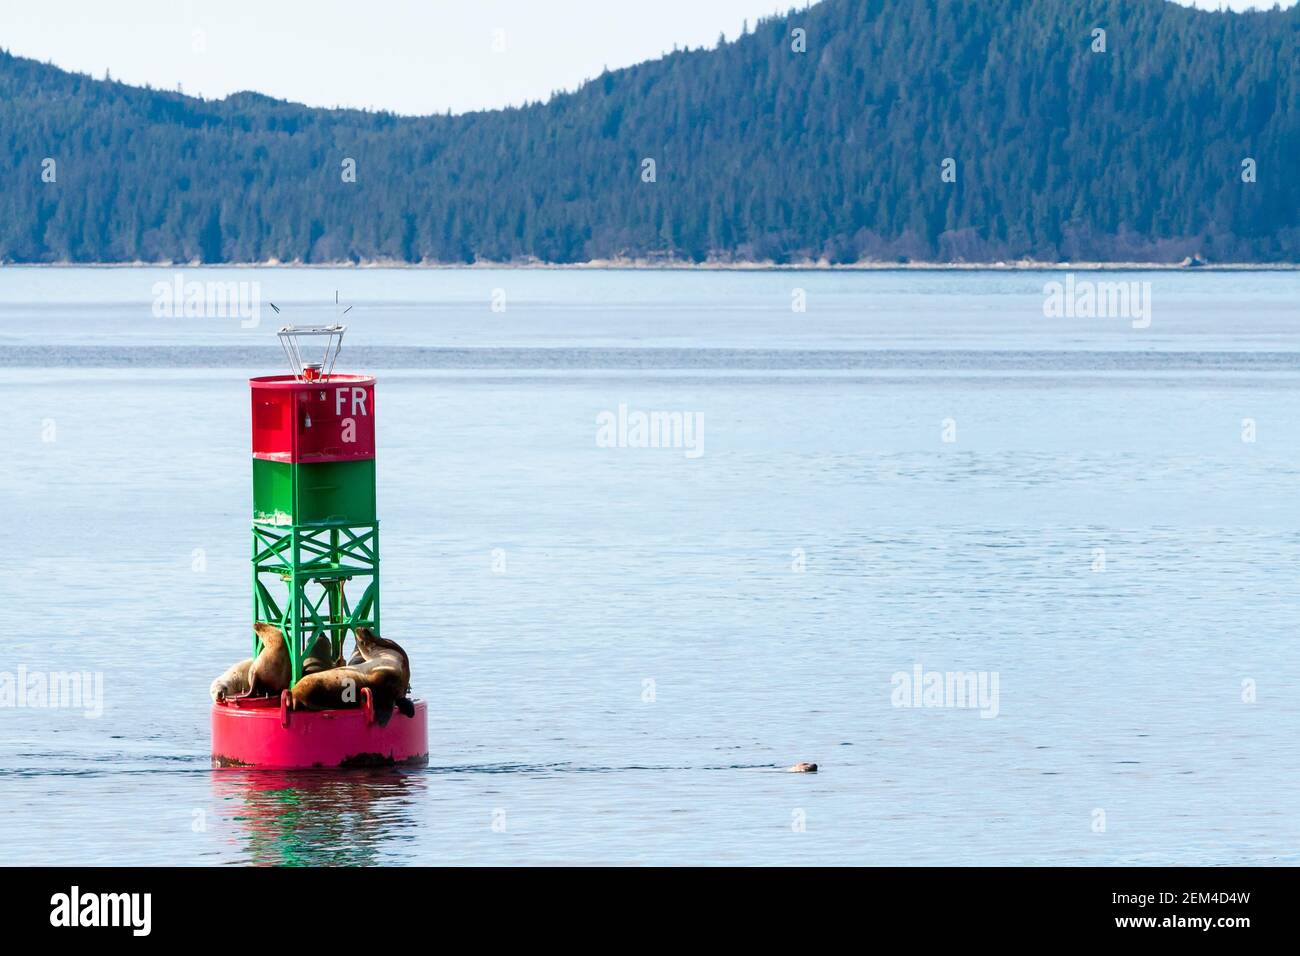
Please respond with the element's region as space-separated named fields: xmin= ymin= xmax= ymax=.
xmin=251 ymin=522 xmax=381 ymax=685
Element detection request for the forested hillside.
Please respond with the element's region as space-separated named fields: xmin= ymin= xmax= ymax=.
xmin=1 ymin=0 xmax=1296 ymax=264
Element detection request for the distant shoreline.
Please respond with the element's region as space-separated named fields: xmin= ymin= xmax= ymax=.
xmin=4 ymin=259 xmax=1300 ymax=271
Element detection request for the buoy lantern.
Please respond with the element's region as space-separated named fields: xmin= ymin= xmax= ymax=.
xmin=211 ymin=322 xmax=428 ymax=769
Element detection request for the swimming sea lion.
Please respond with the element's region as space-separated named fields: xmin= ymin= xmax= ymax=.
xmin=231 ymin=623 xmax=292 ymax=699
xmin=788 ymin=762 xmax=818 ymax=773
xmin=209 ymin=658 xmax=253 ymax=703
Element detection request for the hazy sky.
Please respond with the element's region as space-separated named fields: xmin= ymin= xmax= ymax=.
xmin=2 ymin=0 xmax=1293 ymax=115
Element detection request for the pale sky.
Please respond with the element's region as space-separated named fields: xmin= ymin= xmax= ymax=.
xmin=0 ymin=0 xmax=1293 ymax=116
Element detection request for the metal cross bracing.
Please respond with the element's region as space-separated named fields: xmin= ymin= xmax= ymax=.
xmin=251 ymin=522 xmax=381 ymax=686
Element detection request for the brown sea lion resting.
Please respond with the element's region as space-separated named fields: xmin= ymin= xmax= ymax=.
xmin=353 ymin=627 xmax=414 ymax=721
xmin=291 ymin=629 xmax=415 ymax=726
xmin=241 ymin=622 xmax=292 ymax=698
xmin=351 ymin=627 xmax=410 ymax=687
xmin=208 ymin=624 xmax=292 ymax=703
xmin=302 ymin=632 xmax=343 ymax=676
xmin=209 ymin=658 xmax=253 ymax=702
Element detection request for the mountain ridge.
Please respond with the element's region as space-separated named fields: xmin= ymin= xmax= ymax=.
xmin=1 ymin=0 xmax=1297 ymax=265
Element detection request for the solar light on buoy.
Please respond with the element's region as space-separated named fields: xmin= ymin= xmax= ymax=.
xmin=211 ymin=308 xmax=428 ymax=769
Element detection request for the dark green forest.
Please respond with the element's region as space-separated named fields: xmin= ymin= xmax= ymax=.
xmin=1 ymin=0 xmax=1296 ymax=264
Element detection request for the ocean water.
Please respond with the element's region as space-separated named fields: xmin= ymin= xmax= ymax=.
xmin=1 ymin=266 xmax=1298 ymax=866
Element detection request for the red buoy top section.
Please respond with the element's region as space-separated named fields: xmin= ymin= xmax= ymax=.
xmin=251 ymin=374 xmax=376 ymax=463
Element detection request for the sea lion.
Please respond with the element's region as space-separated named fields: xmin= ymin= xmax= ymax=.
xmin=230 ymin=622 xmax=292 ymax=699
xmin=290 ymin=658 xmax=409 ymax=726
xmin=209 ymin=658 xmax=253 ymax=703
xmin=351 ymin=627 xmax=411 ymax=689
xmin=351 ymin=627 xmax=414 ymax=718
xmin=788 ymin=762 xmax=818 ymax=773
xmin=302 ymin=632 xmax=342 ymax=676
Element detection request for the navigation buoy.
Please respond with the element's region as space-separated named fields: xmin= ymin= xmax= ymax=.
xmin=211 ymin=318 xmax=428 ymax=769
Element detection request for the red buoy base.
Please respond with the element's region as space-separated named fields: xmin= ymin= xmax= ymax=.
xmin=211 ymin=692 xmax=428 ymax=769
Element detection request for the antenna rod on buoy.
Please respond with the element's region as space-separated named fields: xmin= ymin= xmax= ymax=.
xmin=272 ymin=295 xmax=349 ymax=382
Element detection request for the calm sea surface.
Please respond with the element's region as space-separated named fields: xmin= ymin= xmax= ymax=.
xmin=1 ymin=266 xmax=1298 ymax=865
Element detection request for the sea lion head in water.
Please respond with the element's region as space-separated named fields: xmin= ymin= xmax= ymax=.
xmin=231 ymin=622 xmax=292 ymax=699
xmin=209 ymin=658 xmax=253 ymax=703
